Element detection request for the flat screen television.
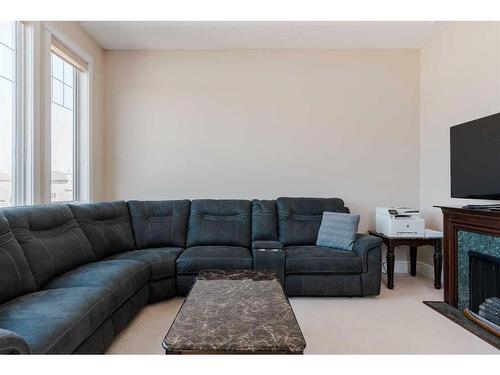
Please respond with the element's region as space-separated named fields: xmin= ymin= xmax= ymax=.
xmin=450 ymin=112 xmax=500 ymax=200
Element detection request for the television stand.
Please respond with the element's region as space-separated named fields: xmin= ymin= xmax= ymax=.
xmin=463 ymin=204 xmax=500 ymax=209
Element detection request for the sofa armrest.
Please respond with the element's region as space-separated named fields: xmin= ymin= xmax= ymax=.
xmin=252 ymin=240 xmax=283 ymax=250
xmin=0 ymin=328 xmax=31 ymax=354
xmin=353 ymin=233 xmax=383 ymax=273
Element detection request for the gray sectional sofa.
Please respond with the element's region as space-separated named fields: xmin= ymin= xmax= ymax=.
xmin=0 ymin=197 xmax=382 ymax=354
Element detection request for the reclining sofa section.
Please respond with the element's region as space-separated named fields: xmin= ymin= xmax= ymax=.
xmin=0 ymin=197 xmax=382 ymax=354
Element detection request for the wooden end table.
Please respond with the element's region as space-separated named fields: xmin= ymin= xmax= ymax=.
xmin=368 ymin=230 xmax=443 ymax=290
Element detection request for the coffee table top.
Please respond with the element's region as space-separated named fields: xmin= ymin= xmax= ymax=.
xmin=162 ymin=270 xmax=306 ymax=354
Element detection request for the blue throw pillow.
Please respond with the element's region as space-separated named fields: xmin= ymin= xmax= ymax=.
xmin=316 ymin=212 xmax=360 ymax=251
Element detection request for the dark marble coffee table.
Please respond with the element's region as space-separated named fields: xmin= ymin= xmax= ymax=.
xmin=162 ymin=270 xmax=306 ymax=354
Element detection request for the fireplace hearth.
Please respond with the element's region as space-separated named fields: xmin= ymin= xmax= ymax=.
xmin=423 ymin=301 xmax=500 ymax=348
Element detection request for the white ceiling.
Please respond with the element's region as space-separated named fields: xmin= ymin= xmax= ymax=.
xmin=79 ymin=21 xmax=447 ymax=50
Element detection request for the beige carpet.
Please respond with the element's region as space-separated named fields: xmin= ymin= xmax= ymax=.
xmin=106 ymin=275 xmax=498 ymax=354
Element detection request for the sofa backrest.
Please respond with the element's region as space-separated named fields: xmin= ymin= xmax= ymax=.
xmin=68 ymin=201 xmax=136 ymax=259
xmin=128 ymin=200 xmax=191 ymax=249
xmin=2 ymin=204 xmax=95 ymax=289
xmin=276 ymin=197 xmax=349 ymax=246
xmin=186 ymin=199 xmax=251 ymax=248
xmin=0 ymin=210 xmax=36 ymax=304
xmin=251 ymin=199 xmax=279 ymax=241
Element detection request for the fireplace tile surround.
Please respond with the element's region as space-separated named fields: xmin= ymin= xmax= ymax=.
xmin=457 ymin=230 xmax=500 ymax=310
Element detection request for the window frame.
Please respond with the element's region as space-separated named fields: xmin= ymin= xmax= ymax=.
xmin=16 ymin=21 xmax=35 ymax=206
xmin=43 ymin=24 xmax=93 ymax=204
xmin=49 ymin=51 xmax=78 ymax=203
xmin=0 ymin=21 xmax=34 ymax=207
xmin=0 ymin=22 xmax=93 ymax=207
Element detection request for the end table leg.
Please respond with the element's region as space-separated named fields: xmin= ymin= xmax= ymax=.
xmin=387 ymin=246 xmax=395 ymax=289
xmin=410 ymin=246 xmax=417 ymax=276
xmin=434 ymin=240 xmax=442 ymax=289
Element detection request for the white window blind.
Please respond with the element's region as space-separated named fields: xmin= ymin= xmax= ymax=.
xmin=51 ymin=36 xmax=88 ymax=72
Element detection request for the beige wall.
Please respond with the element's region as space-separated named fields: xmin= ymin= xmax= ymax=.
xmin=103 ymin=49 xmax=420 ymax=234
xmin=44 ymin=21 xmax=106 ymax=201
xmin=419 ymin=22 xmax=500 ymax=264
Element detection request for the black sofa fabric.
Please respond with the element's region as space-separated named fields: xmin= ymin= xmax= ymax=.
xmin=251 ymin=199 xmax=279 ymax=241
xmin=2 ymin=204 xmax=96 ymax=289
xmin=186 ymin=199 xmax=251 ymax=248
xmin=0 ymin=211 xmax=36 ymax=305
xmin=0 ymin=328 xmax=30 ymax=354
xmin=107 ymin=247 xmax=182 ymax=302
xmin=0 ymin=197 xmax=382 ymax=354
xmin=128 ymin=200 xmax=190 ymax=248
xmin=177 ymin=246 xmax=253 ymax=274
xmin=285 ymin=245 xmax=362 ymax=274
xmin=277 ymin=197 xmax=348 ymax=246
xmin=68 ymin=201 xmax=136 ymax=259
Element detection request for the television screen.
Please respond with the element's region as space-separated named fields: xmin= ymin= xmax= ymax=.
xmin=450 ymin=112 xmax=500 ymax=200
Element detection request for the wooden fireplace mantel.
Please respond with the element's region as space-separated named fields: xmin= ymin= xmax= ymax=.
xmin=436 ymin=206 xmax=500 ymax=307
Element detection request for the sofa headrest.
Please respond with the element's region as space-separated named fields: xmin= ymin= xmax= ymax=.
xmin=251 ymin=199 xmax=278 ymax=241
xmin=276 ymin=197 xmax=349 ymax=246
xmin=187 ymin=199 xmax=251 ymax=248
xmin=0 ymin=210 xmax=10 ymax=235
xmin=68 ymin=201 xmax=130 ymax=221
xmin=2 ymin=204 xmax=75 ymax=231
xmin=128 ymin=200 xmax=191 ymax=248
xmin=68 ymin=201 xmax=136 ymax=259
xmin=276 ymin=197 xmax=348 ymax=216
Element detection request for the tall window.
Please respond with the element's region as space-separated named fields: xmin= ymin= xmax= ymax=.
xmin=1 ymin=24 xmax=90 ymax=206
xmin=50 ymin=52 xmax=76 ymax=202
xmin=0 ymin=21 xmax=17 ymax=207
xmin=50 ymin=38 xmax=89 ymax=203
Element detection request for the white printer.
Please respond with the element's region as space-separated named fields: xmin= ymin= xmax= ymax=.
xmin=375 ymin=207 xmax=425 ymax=237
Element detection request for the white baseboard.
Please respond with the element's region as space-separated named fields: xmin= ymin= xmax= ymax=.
xmin=416 ymin=261 xmax=435 ymax=280
xmin=386 ymin=260 xmax=436 ymax=281
xmin=393 ymin=260 xmax=410 ymax=274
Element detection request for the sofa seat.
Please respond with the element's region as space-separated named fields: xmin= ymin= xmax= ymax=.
xmin=176 ymin=246 xmax=253 ymax=274
xmin=44 ymin=260 xmax=150 ymax=308
xmin=285 ymin=245 xmax=362 ymax=274
xmin=106 ymin=247 xmax=183 ymax=281
xmin=0 ymin=259 xmax=150 ymax=354
xmin=0 ymin=286 xmax=138 ymax=354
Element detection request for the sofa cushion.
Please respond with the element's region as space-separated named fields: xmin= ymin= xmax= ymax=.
xmin=285 ymin=245 xmax=362 ymax=274
xmin=128 ymin=200 xmax=190 ymax=248
xmin=0 ymin=259 xmax=151 ymax=354
xmin=72 ymin=284 xmax=149 ymax=354
xmin=176 ymin=246 xmax=253 ymax=274
xmin=186 ymin=199 xmax=251 ymax=248
xmin=251 ymin=199 xmax=279 ymax=241
xmin=68 ymin=201 xmax=136 ymax=259
xmin=2 ymin=204 xmax=96 ymax=289
xmin=277 ymin=197 xmax=348 ymax=246
xmin=316 ymin=212 xmax=360 ymax=251
xmin=106 ymin=247 xmax=183 ymax=281
xmin=44 ymin=259 xmax=150 ymax=308
xmin=0 ymin=284 xmax=146 ymax=354
xmin=0 ymin=211 xmax=36 ymax=305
